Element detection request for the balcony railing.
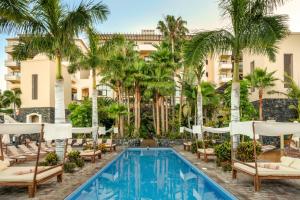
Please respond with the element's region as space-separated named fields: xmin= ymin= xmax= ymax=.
xmin=5 ymin=73 xmax=21 ymax=82
xmin=5 ymin=60 xmax=20 ymax=68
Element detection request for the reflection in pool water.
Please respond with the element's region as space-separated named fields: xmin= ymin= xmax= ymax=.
xmin=66 ymin=149 xmax=236 ymax=200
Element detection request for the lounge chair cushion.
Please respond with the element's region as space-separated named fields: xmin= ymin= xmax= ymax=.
xmin=289 ymin=158 xmax=300 ymax=170
xmin=197 ymin=148 xmax=215 ymax=154
xmin=0 ymin=166 xmax=62 ymax=182
xmin=184 ymin=142 xmax=192 ymax=146
xmin=234 ymin=162 xmax=300 ymax=176
xmin=80 ymin=150 xmax=101 ymax=156
xmin=0 ymin=160 xmax=9 ymax=171
xmin=281 ymin=156 xmax=295 ymax=167
xmin=257 ymin=163 xmax=279 ymax=170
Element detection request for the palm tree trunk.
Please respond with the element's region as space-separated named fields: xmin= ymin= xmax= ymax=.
xmin=156 ymin=93 xmax=160 ymax=135
xmin=179 ymin=64 xmax=186 ymax=126
xmin=54 ymin=54 xmax=65 ymax=160
xmin=91 ymin=69 xmax=98 ymax=149
xmin=134 ymin=84 xmax=141 ymax=134
xmin=152 ymin=99 xmax=157 ymax=132
xmin=137 ymin=89 xmax=141 ymax=130
xmin=259 ymin=89 xmax=263 ymax=121
xmin=160 ymin=96 xmax=165 ymax=135
xmin=165 ymin=98 xmax=169 ymax=133
xmin=196 ymin=84 xmax=203 ymax=127
xmin=231 ymin=56 xmax=241 ymax=149
xmin=126 ymin=89 xmax=130 ymax=125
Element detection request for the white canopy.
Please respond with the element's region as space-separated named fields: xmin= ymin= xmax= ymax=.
xmin=230 ymin=121 xmax=300 ymax=139
xmin=0 ymin=123 xmax=72 ymax=141
xmin=203 ymin=126 xmax=230 ymax=134
xmin=72 ymin=127 xmax=93 ymax=134
xmin=0 ymin=123 xmax=42 ymax=135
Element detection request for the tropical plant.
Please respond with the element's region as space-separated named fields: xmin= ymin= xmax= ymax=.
xmin=9 ymin=0 xmax=109 ymax=159
xmin=245 ymin=68 xmax=278 ymax=120
xmin=101 ymin=35 xmax=137 ymax=137
xmin=2 ymin=89 xmax=22 ymax=118
xmin=184 ymin=0 xmax=289 ymax=125
xmin=214 ymin=141 xmax=232 ymax=171
xmin=68 ymin=27 xmax=107 ymax=145
xmin=68 ymin=98 xmax=114 ymax=128
xmin=146 ymin=45 xmax=175 ymax=135
xmin=157 ymin=15 xmax=188 ymax=128
xmin=236 ymin=141 xmax=262 ymax=162
xmin=223 ymin=80 xmax=257 ymax=121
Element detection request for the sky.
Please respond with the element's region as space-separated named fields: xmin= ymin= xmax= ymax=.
xmin=0 ymin=0 xmax=299 ymax=91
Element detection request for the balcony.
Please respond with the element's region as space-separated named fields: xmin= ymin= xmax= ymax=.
xmin=219 ymin=61 xmax=232 ymax=70
xmin=219 ymin=75 xmax=232 ymax=83
xmin=5 ymin=73 xmax=21 ymax=83
xmin=5 ymin=60 xmax=20 ymax=69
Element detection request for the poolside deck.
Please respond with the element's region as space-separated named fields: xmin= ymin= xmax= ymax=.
xmin=174 ymin=146 xmax=300 ymax=200
xmin=0 ymin=148 xmax=122 ymax=200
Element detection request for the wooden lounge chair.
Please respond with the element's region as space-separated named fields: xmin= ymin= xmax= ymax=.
xmin=80 ymin=149 xmax=102 ymax=163
xmin=41 ymin=142 xmax=55 ymax=153
xmin=197 ymin=148 xmax=215 ymax=162
xmin=232 ymin=156 xmax=300 ymax=191
xmin=0 ymin=160 xmax=63 ymax=198
xmin=183 ymin=141 xmax=192 ymax=151
xmin=105 ymin=139 xmax=116 ymax=152
xmin=73 ymin=139 xmax=84 ymax=147
xmin=28 ymin=143 xmax=47 ymax=155
xmin=18 ymin=145 xmax=39 ymax=157
xmin=3 ymin=152 xmax=26 ymax=164
xmin=7 ymin=146 xmax=36 ymax=161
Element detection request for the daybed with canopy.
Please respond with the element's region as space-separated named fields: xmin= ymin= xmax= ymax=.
xmin=0 ymin=123 xmax=71 ymax=198
xmin=231 ymin=121 xmax=300 ymax=191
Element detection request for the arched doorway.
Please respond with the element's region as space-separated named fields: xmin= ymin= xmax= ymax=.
xmin=26 ymin=113 xmax=42 ymax=123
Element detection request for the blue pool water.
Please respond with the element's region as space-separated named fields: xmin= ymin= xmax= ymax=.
xmin=66 ymin=148 xmax=236 ymax=200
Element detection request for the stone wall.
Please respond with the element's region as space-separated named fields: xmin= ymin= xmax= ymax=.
xmin=252 ymin=98 xmax=298 ymax=122
xmin=17 ymin=107 xmax=55 ymax=123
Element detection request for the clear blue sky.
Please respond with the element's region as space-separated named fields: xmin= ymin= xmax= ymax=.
xmin=0 ymin=0 xmax=299 ymax=90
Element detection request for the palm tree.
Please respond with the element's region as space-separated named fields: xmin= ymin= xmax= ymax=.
xmin=147 ymin=46 xmax=174 ymax=135
xmin=68 ymin=27 xmax=107 ymax=147
xmin=101 ymin=35 xmax=136 ymax=137
xmin=184 ymin=0 xmax=289 ymax=124
xmin=2 ymin=89 xmax=22 ymax=118
xmin=10 ymin=0 xmax=109 ymax=159
xmin=201 ymin=82 xmax=220 ymax=123
xmin=157 ymin=15 xmax=188 ymax=128
xmin=245 ymin=68 xmax=278 ymax=120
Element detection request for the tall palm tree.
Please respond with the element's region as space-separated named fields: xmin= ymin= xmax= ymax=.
xmin=68 ymin=27 xmax=107 ymax=148
xmin=101 ymin=35 xmax=136 ymax=137
xmin=245 ymin=68 xmax=278 ymax=120
xmin=157 ymin=15 xmax=188 ymax=128
xmin=0 ymin=0 xmax=30 ymax=33
xmin=184 ymin=0 xmax=288 ymax=125
xmin=11 ymin=0 xmax=109 ymax=159
xmin=147 ymin=46 xmax=174 ymax=135
xmin=2 ymin=89 xmax=22 ymax=118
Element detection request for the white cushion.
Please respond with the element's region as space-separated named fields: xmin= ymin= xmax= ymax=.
xmin=290 ymin=158 xmax=300 ymax=170
xmin=0 ymin=160 xmax=9 ymax=171
xmin=280 ymin=156 xmax=295 ymax=167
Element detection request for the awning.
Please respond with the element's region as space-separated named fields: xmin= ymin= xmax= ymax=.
xmin=203 ymin=126 xmax=230 ymax=134
xmin=72 ymin=127 xmax=93 ymax=134
xmin=230 ymin=121 xmax=300 ymax=138
xmin=0 ymin=123 xmax=42 ymax=135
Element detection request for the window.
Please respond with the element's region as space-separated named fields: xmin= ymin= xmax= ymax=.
xmin=250 ymin=61 xmax=255 ymax=92
xmin=284 ymin=54 xmax=293 ymax=88
xmin=32 ymin=74 xmax=38 ymax=100
xmin=97 ymin=84 xmax=109 ymax=97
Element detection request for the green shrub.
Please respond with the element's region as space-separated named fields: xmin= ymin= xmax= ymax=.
xmin=68 ymin=150 xmax=81 ymax=163
xmin=38 ymin=161 xmax=49 ymax=166
xmin=236 ymin=141 xmax=262 ymax=162
xmin=64 ymin=162 xmax=76 ymax=173
xmin=45 ymin=152 xmax=59 ymax=166
xmin=214 ymin=141 xmax=231 ymax=163
xmin=68 ymin=150 xmax=85 ymax=168
xmin=214 ymin=142 xmax=232 ymax=171
xmin=75 ymin=158 xmax=85 ymax=168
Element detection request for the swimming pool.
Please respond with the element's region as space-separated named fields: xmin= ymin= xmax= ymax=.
xmin=65 ymin=148 xmax=236 ymax=200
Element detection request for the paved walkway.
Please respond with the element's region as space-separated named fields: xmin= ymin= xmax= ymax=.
xmin=174 ymin=146 xmax=300 ymax=200
xmin=0 ymin=149 xmax=122 ymax=200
